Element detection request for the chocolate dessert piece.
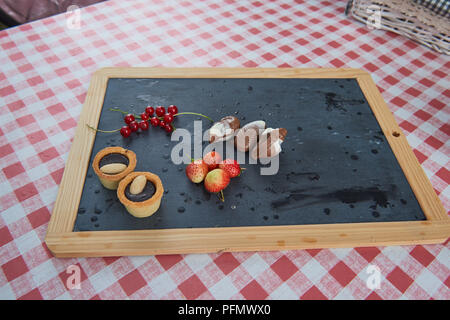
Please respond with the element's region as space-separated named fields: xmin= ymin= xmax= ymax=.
xmin=125 ymin=180 xmax=156 ymax=202
xmin=99 ymin=153 xmax=129 ymax=168
xmin=250 ymin=128 xmax=287 ymax=160
xmin=209 ymin=115 xmax=240 ymax=143
xmin=234 ymin=120 xmax=266 ymax=152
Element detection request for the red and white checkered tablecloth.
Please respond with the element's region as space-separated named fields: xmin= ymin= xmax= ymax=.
xmin=0 ymin=0 xmax=449 ymax=300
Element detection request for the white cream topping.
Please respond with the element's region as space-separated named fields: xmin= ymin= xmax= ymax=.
xmin=272 ymin=140 xmax=282 ymax=154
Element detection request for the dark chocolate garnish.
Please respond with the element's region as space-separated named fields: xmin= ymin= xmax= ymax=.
xmin=125 ymin=180 xmax=156 ymax=202
xmin=99 ymin=153 xmax=129 ymax=169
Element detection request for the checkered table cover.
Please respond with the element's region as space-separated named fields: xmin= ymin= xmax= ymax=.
xmin=0 ymin=0 xmax=449 ymax=300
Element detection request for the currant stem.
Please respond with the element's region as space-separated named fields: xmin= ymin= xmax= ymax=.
xmin=219 ymin=190 xmax=225 ymax=202
xmin=86 ymin=124 xmax=120 ymax=133
xmin=173 ymin=112 xmax=214 ymax=122
xmin=109 ymin=108 xmax=141 ymax=119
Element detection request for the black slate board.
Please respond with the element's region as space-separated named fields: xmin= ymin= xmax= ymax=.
xmin=73 ymin=78 xmax=425 ymax=232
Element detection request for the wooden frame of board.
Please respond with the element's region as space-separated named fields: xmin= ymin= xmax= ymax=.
xmin=45 ymin=68 xmax=449 ymax=258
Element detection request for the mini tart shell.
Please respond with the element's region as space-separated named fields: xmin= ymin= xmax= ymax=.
xmin=93 ymin=147 xmax=136 ymax=190
xmin=117 ymin=171 xmax=164 ymax=218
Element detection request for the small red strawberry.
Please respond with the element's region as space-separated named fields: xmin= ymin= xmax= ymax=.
xmin=204 ymin=169 xmax=230 ymax=193
xmin=203 ymin=151 xmax=222 ymax=171
xmin=185 ymin=159 xmax=209 ymax=183
xmin=218 ymin=159 xmax=242 ymax=178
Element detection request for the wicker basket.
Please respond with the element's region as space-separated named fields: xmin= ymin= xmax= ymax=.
xmin=346 ymin=0 xmax=450 ymax=55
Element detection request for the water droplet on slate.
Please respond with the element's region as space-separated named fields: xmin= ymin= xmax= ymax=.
xmin=324 ymin=208 xmax=331 ymax=215
xmin=178 ymin=207 xmax=185 ymax=213
xmin=162 ymin=168 xmax=168 ymax=172
xmin=231 ymin=205 xmax=236 ymax=210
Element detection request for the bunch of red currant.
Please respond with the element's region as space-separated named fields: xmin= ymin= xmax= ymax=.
xmin=120 ymin=105 xmax=178 ymax=138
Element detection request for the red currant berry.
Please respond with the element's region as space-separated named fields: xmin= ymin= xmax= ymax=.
xmin=124 ymin=114 xmax=135 ymax=124
xmin=120 ymin=126 xmax=131 ymax=138
xmin=164 ymin=123 xmax=173 ymax=133
xmin=139 ymin=120 xmax=149 ymax=131
xmin=140 ymin=112 xmax=149 ymax=121
xmin=159 ymin=120 xmax=166 ymax=128
xmin=155 ymin=106 xmax=165 ymax=117
xmin=168 ymin=105 xmax=178 ymax=115
xmin=145 ymin=106 xmax=154 ymax=116
xmin=150 ymin=117 xmax=160 ymax=127
xmin=129 ymin=121 xmax=139 ymax=132
xmin=163 ymin=113 xmax=174 ymax=123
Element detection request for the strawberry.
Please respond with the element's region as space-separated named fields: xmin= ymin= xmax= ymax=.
xmin=204 ymin=169 xmax=230 ymax=193
xmin=185 ymin=159 xmax=209 ymax=183
xmin=203 ymin=151 xmax=222 ymax=171
xmin=218 ymin=159 xmax=242 ymax=178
